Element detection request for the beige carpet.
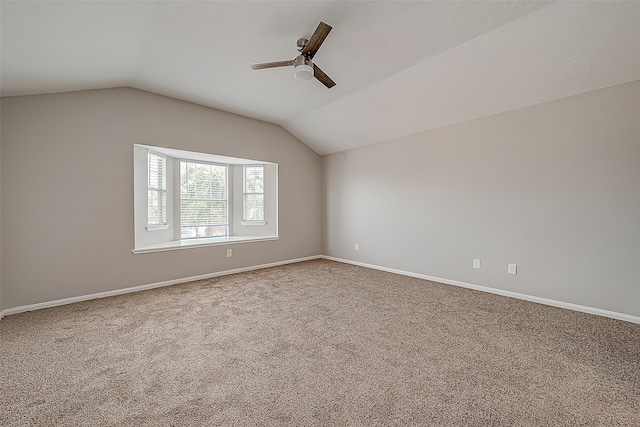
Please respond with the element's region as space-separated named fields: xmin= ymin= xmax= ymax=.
xmin=1 ymin=259 xmax=638 ymax=426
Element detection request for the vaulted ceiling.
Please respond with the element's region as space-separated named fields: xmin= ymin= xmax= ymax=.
xmin=2 ymin=1 xmax=639 ymax=155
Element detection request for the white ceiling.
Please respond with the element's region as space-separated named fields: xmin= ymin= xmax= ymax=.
xmin=2 ymin=1 xmax=639 ymax=155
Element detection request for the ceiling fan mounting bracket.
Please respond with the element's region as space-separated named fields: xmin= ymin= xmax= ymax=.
xmin=297 ymin=38 xmax=309 ymax=52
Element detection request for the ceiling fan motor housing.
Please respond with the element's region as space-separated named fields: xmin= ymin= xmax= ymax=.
xmin=294 ymin=55 xmax=313 ymax=81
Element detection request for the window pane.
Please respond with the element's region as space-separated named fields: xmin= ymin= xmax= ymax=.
xmin=180 ymin=160 xmax=228 ymax=238
xmin=244 ymin=194 xmax=263 ymax=221
xmin=180 ymin=225 xmax=227 ymax=239
xmin=148 ymin=153 xmax=166 ymax=225
xmin=148 ymin=154 xmax=166 ymax=190
xmin=243 ymin=165 xmax=264 ymax=221
xmin=245 ymin=166 xmax=264 ymax=193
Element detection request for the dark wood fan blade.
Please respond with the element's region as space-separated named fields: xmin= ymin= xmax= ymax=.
xmin=250 ymin=59 xmax=294 ymax=70
xmin=301 ymin=21 xmax=332 ymax=60
xmin=313 ymin=64 xmax=336 ymax=88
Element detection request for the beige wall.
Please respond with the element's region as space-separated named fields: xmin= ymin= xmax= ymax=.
xmin=322 ymin=80 xmax=640 ymax=317
xmin=0 ymin=88 xmax=322 ymax=309
xmin=0 ymin=99 xmax=2 ymax=313
xmin=2 ymin=82 xmax=639 ymax=318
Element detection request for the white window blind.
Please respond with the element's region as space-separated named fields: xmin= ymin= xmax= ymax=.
xmin=180 ymin=161 xmax=228 ymax=238
xmin=147 ymin=152 xmax=167 ymax=225
xmin=243 ymin=165 xmax=264 ymax=221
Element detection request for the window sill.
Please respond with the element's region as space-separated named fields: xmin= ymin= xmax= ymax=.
xmin=241 ymin=221 xmax=266 ymax=226
xmin=132 ymin=235 xmax=279 ymax=254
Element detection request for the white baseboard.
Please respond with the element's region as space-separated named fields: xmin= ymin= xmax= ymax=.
xmin=321 ymin=256 xmax=640 ymax=324
xmin=1 ymin=255 xmax=321 ymax=318
xmin=3 ymin=255 xmax=638 ymax=325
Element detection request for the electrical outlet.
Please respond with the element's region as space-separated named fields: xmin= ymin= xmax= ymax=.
xmin=508 ymin=264 xmax=517 ymax=275
xmin=473 ymin=259 xmax=481 ymax=269
xmin=227 ymin=249 xmax=232 ymax=258
xmin=354 ymin=243 xmax=359 ymax=251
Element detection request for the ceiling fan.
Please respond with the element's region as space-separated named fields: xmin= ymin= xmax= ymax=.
xmin=250 ymin=21 xmax=336 ymax=89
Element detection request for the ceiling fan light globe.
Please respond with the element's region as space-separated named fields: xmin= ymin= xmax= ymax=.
xmin=294 ymin=64 xmax=314 ymax=81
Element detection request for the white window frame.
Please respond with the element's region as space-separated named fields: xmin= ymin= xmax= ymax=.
xmin=242 ymin=165 xmax=266 ymax=225
xmin=146 ymin=151 xmax=168 ymax=231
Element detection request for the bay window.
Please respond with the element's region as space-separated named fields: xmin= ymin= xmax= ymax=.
xmin=133 ymin=144 xmax=278 ymax=253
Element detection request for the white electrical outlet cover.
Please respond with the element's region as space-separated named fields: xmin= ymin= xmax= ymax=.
xmin=473 ymin=259 xmax=481 ymax=269
xmin=508 ymin=264 xmax=517 ymax=274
